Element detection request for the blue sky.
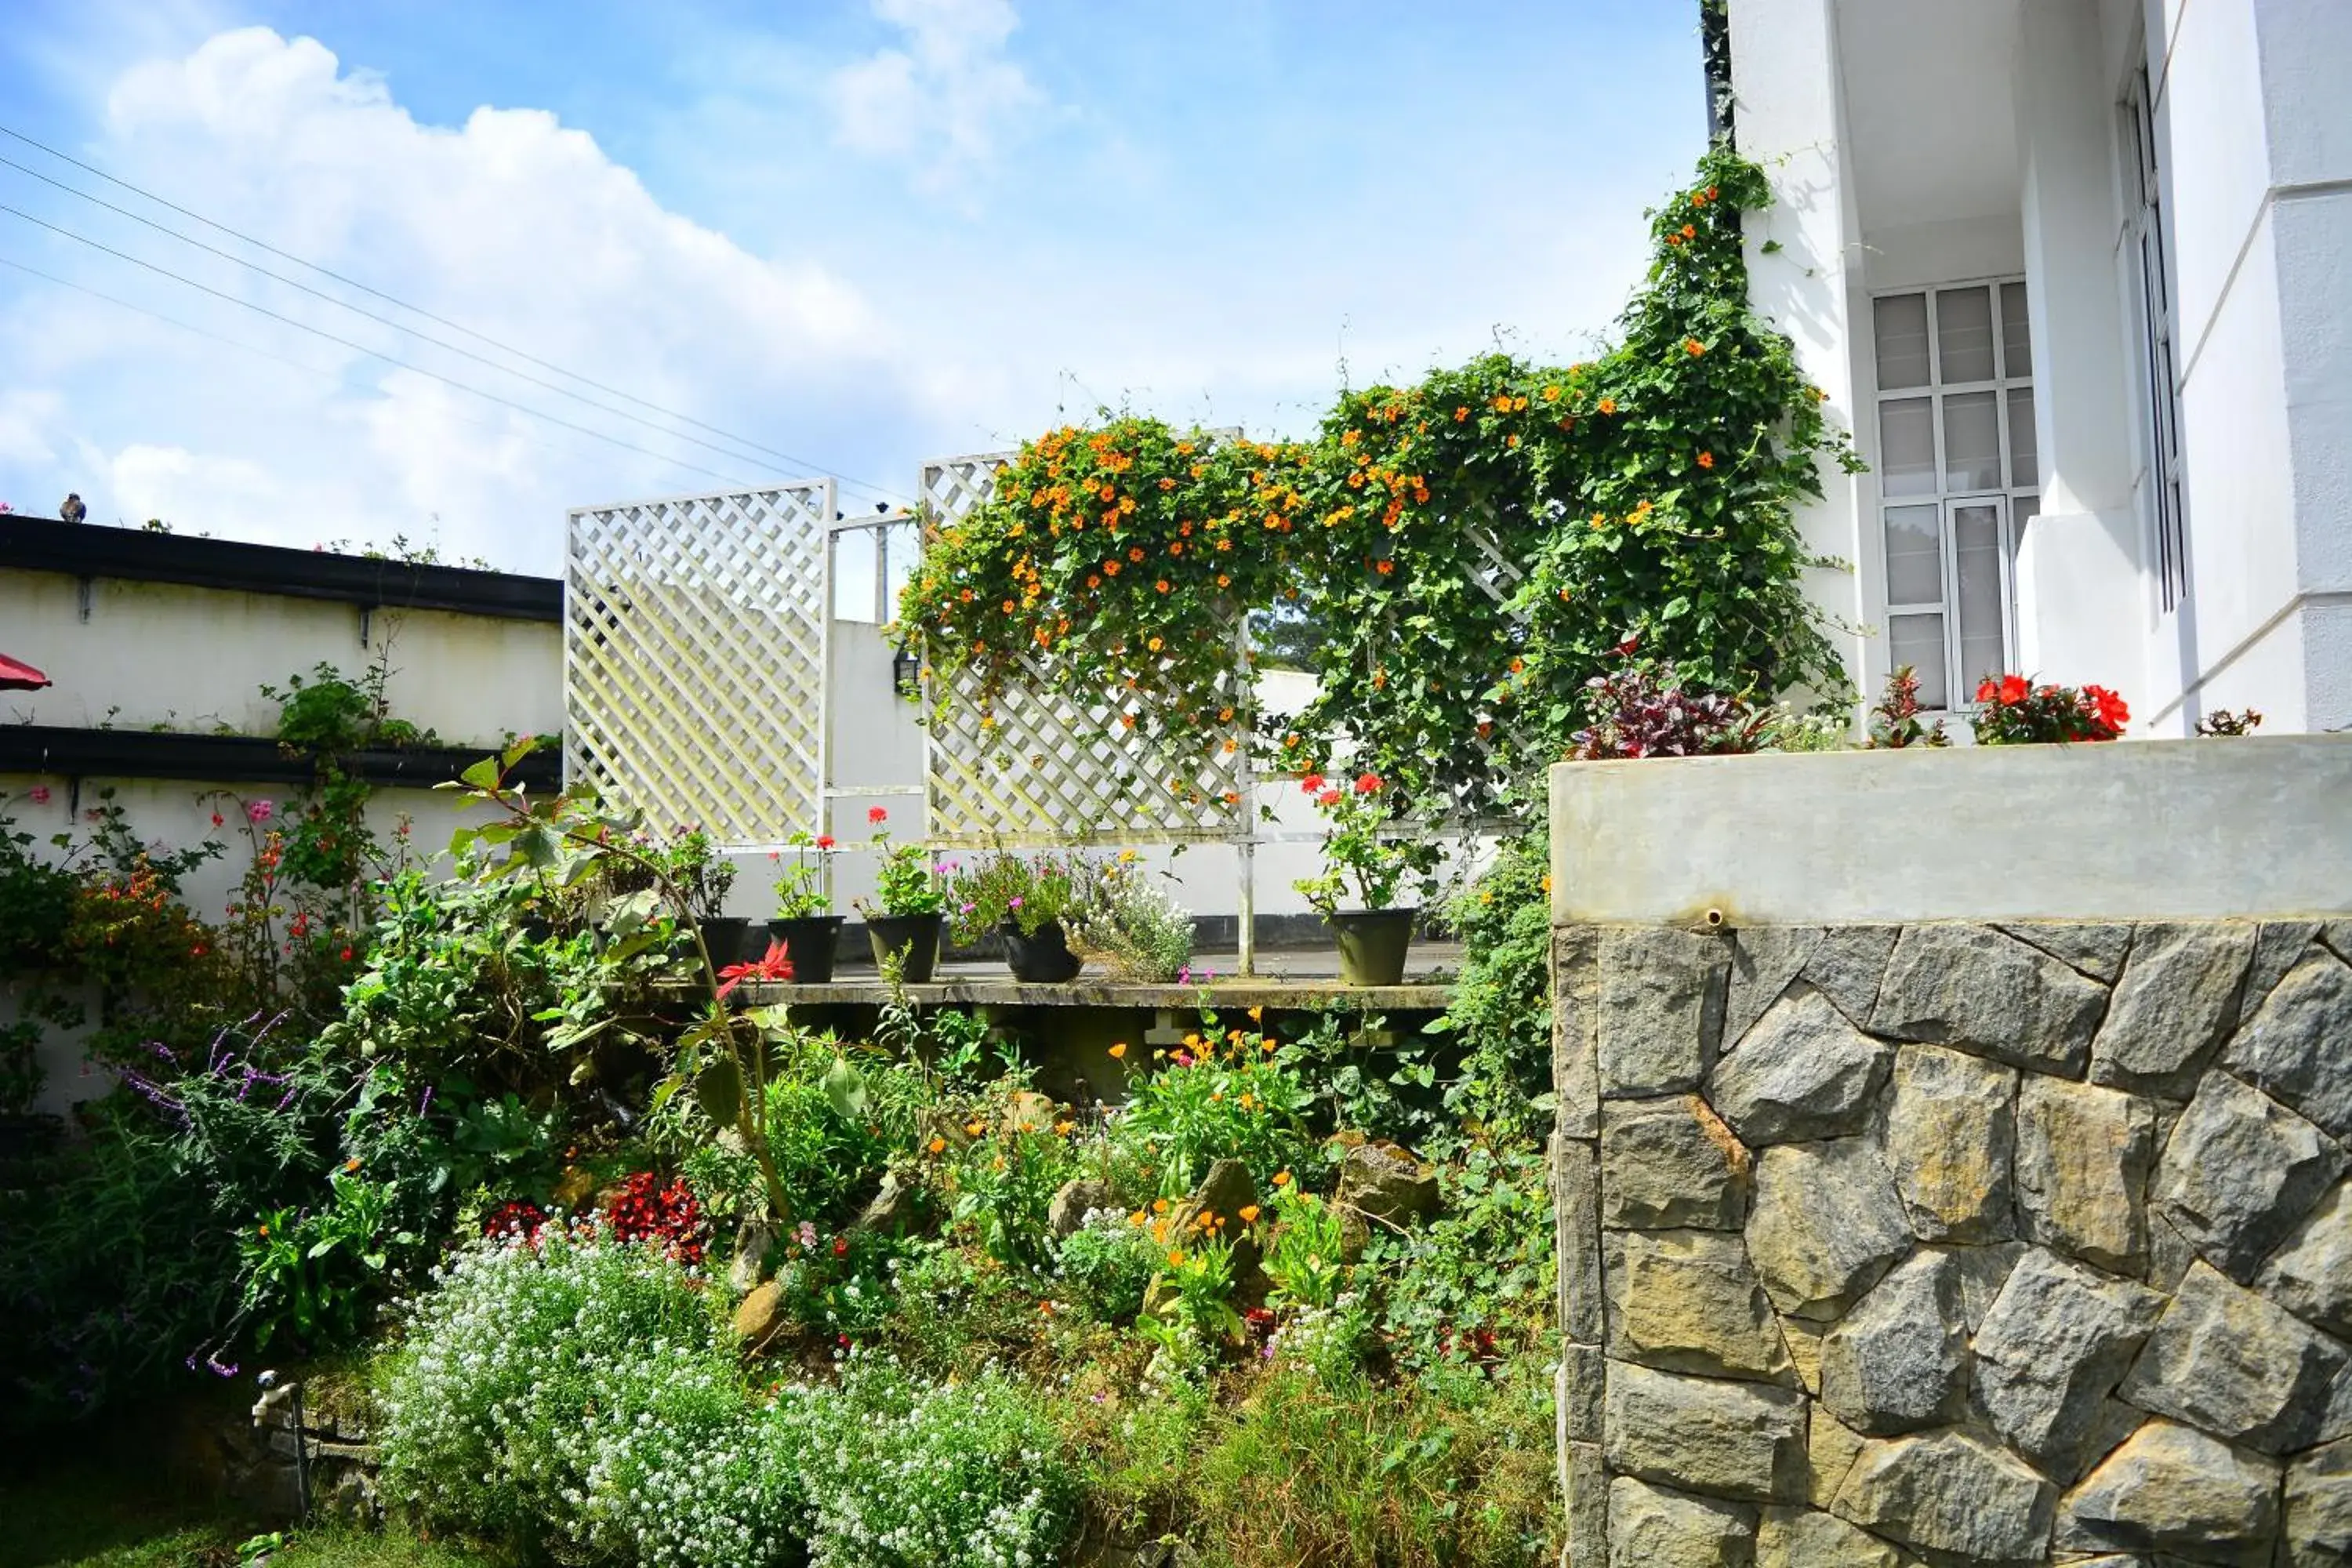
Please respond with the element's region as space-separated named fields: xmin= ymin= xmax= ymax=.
xmin=0 ymin=1 xmax=1708 ymax=570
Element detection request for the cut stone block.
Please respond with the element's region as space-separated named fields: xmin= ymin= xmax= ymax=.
xmin=2119 ymin=1261 xmax=2349 ymax=1455
xmin=1870 ymin=924 xmax=2107 ymax=1076
xmin=1883 ymin=1043 xmax=2016 ymax=1243
xmin=1747 ymin=1139 xmax=1914 ymax=1323
xmin=1607 ymin=1476 xmax=1757 ymax=1568
xmin=2056 ymin=1418 xmax=2281 ymax=1567
xmin=2151 ymin=1069 xmax=2343 ymax=1282
xmin=2261 ymin=1177 xmax=2352 ymax=1339
xmin=1722 ymin=925 xmax=1822 ymax=1050
xmin=1808 ymin=1407 xmax=1868 ymax=1511
xmin=1709 ymin=986 xmax=1890 ymax=1145
xmin=2015 ymin=1076 xmax=2159 ymax=1276
xmin=1971 ymin=1247 xmax=2165 ymax=1474
xmin=1802 ymin=924 xmax=1900 ymax=1025
xmin=1597 ymin=927 xmax=1729 ymax=1098
xmin=2087 ymin=922 xmax=2256 ymax=1100
xmin=1998 ymin=921 xmax=2135 ymax=982
xmin=1755 ymin=1505 xmax=1902 ymax=1568
xmin=1830 ymin=1428 xmax=2056 ymax=1564
xmin=1600 ymin=1095 xmax=1750 ymax=1231
xmin=1817 ymin=1250 xmax=1969 ymax=1436
xmin=1602 ymin=1362 xmax=1808 ymax=1504
xmin=2220 ymin=948 xmax=2352 ymax=1142
xmin=1605 ymin=1229 xmax=1793 ymax=1384
xmin=2286 ymin=1437 xmax=2352 ymax=1567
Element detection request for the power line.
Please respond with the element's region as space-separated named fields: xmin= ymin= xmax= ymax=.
xmin=0 ymin=121 xmax=912 ymax=505
xmin=0 ymin=251 xmax=674 ymax=476
xmin=2 ymin=201 xmax=765 ymax=489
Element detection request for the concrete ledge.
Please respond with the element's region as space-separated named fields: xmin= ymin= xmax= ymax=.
xmin=1548 ymin=735 xmax=2352 ymax=925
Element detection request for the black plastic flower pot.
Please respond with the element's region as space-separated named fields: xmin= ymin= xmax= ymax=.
xmin=697 ymin=916 xmax=752 ymax=968
xmin=1330 ymin=907 xmax=1417 ymax=987
xmin=764 ymin=915 xmax=844 ymax=983
xmin=866 ymin=913 xmax=944 ymax=982
xmin=1001 ymin=919 xmax=1083 ymax=983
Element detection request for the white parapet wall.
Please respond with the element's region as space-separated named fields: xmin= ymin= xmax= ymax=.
xmin=1549 ymin=735 xmax=2352 ymax=926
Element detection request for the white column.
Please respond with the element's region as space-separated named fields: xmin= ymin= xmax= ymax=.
xmin=1730 ymin=0 xmax=1872 ymax=713
xmin=2012 ymin=0 xmax=2148 ymax=695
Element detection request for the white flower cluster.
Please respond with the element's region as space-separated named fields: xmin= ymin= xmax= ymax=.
xmin=375 ymin=1228 xmax=1076 ymax=1568
xmin=1263 ymin=1290 xmax=1374 ymax=1384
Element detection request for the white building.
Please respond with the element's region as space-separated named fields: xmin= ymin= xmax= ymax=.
xmin=1730 ymin=0 xmax=2350 ymax=734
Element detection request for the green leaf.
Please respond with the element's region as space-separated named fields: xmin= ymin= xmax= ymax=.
xmin=821 ymin=1055 xmax=869 ymax=1120
xmin=695 ymin=1054 xmax=742 ymax=1125
xmin=459 ymin=755 xmax=503 ymax=791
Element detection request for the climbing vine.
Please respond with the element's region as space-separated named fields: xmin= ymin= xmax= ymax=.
xmin=899 ymin=143 xmax=1855 ymax=821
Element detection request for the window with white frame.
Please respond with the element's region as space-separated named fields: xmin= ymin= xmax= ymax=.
xmin=1872 ymin=281 xmax=2041 ymax=710
xmin=2125 ymin=66 xmax=2188 ymax=612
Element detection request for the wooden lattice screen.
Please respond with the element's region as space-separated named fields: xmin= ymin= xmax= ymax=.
xmin=916 ymin=452 xmax=1251 ymax=848
xmin=564 ymin=481 xmax=834 ymax=844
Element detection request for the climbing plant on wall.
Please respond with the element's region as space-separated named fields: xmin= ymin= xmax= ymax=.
xmin=899 ymin=143 xmax=1855 ymax=822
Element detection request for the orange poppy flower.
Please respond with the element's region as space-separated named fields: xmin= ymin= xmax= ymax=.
xmin=1109 ymin=1043 xmax=1129 ymax=1059
xmin=1697 ymin=452 xmax=1715 ymax=469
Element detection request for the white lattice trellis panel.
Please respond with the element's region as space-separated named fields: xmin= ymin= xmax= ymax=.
xmin=565 ymin=481 xmax=833 ymax=844
xmin=918 ymin=453 xmax=1250 ymax=848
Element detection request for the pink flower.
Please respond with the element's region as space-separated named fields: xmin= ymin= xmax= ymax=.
xmin=245 ymin=800 xmax=275 ymax=823
xmin=27 ymin=786 xmax=49 ymax=805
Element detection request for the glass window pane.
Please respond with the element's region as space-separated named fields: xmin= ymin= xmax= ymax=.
xmin=1882 ymin=397 xmax=1938 ymax=497
xmin=1954 ymin=503 xmax=2007 ymax=688
xmin=1883 ymin=505 xmax=1944 ymax=605
xmin=1889 ymin=613 xmax=1950 ymax=711
xmin=1944 ymin=391 xmax=2002 ymax=491
xmin=2002 ymin=281 xmax=2033 ymax=377
xmin=2007 ymin=387 xmax=2039 ymax=488
xmin=1938 ymin=286 xmax=1997 ymax=383
xmin=1875 ymin=294 xmax=1931 ymax=390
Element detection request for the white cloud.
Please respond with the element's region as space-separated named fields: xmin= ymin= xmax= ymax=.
xmin=827 ymin=0 xmax=1042 ymax=187
xmin=0 ymin=27 xmax=912 ymax=565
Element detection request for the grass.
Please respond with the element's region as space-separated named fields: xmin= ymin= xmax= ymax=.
xmin=0 ymin=1450 xmax=488 ymax=1568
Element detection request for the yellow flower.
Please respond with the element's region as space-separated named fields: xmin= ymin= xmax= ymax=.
xmin=1247 ymin=1005 xmax=1263 ymax=1022
xmin=1109 ymin=1042 xmax=1129 ymax=1059
xmin=1273 ymin=1171 xmax=1292 ymax=1187
xmin=1153 ymin=1196 xmax=1171 ymax=1214
xmin=965 ymin=1120 xmax=985 ymax=1137
xmin=1240 ymin=1204 xmax=1261 ymax=1224
xmin=927 ymin=1136 xmax=947 ymax=1154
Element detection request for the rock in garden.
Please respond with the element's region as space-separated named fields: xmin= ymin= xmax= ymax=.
xmin=1604 ymin=1229 xmax=1793 ymax=1384
xmin=2261 ymin=1178 xmax=2352 ymax=1338
xmin=1047 ymin=1177 xmax=1117 ymax=1239
xmin=854 ymin=1171 xmax=924 ymax=1236
xmin=732 ymin=1279 xmax=784 ymax=1348
xmin=727 ymin=1221 xmax=775 ymax=1294
xmin=1830 ymin=1428 xmax=2056 ymax=1564
xmin=1746 ymin=1139 xmax=1912 ymax=1322
xmin=1607 ymin=1476 xmax=1757 ymax=1568
xmin=2287 ymin=1437 xmax=2352 ymax=1566
xmin=2015 ymin=1076 xmax=2158 ymax=1275
xmin=1596 ymin=927 xmax=1729 ymax=1097
xmin=1708 ymin=986 xmax=1890 ymax=1145
xmin=2056 ymin=1418 xmax=2281 ymax=1566
xmin=1334 ymin=1138 xmax=1438 ymax=1225
xmin=1602 ymin=1362 xmax=1808 ymax=1504
xmin=1600 ymin=1095 xmax=1751 ymax=1231
xmin=1870 ymin=924 xmax=2108 ymax=1076
xmin=1996 ymin=921 xmax=2135 ymax=982
xmin=2087 ymin=922 xmax=2257 ymax=1099
xmin=1000 ymin=1089 xmax=1059 ymax=1137
xmin=1971 ymin=1247 xmax=2165 ymax=1473
xmin=1155 ymin=1160 xmax=1264 ymax=1305
xmin=1817 ymin=1250 xmax=1970 ymax=1436
xmin=2151 ymin=1069 xmax=2343 ymax=1281
xmin=2220 ymin=948 xmax=2352 ymax=1141
xmin=1722 ymin=926 xmax=1822 ymax=1049
xmin=1755 ymin=1505 xmax=1902 ymax=1568
xmin=2118 ymin=1261 xmax=2348 ymax=1454
xmin=1883 ymin=1043 xmax=2016 ymax=1243
xmin=1800 ymin=924 xmax=1900 ymax=1026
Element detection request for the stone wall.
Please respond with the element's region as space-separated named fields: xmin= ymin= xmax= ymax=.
xmin=1552 ymin=917 xmax=2352 ymax=1566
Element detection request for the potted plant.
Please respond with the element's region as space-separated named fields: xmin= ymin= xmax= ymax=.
xmin=1064 ymin=851 xmax=1196 ymax=982
xmin=650 ymin=825 xmax=742 ymax=965
xmin=947 ymin=851 xmax=1088 ymax=983
xmin=765 ymin=829 xmax=844 ymax=982
xmin=1294 ymin=768 xmax=1438 ymax=986
xmin=853 ymin=808 xmax=946 ymax=981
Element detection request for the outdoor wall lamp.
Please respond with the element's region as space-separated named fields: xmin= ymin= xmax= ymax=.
xmin=891 ymin=641 xmax=921 ymax=700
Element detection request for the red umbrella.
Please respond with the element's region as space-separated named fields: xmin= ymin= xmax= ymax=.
xmin=0 ymin=653 xmax=51 ymax=691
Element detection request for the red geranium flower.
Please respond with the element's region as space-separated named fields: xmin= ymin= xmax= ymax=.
xmin=1316 ymin=788 xmax=1344 ymax=808
xmin=1353 ymin=771 xmax=1382 ymax=795
xmin=2085 ymin=684 xmax=2130 ymax=734
xmin=1299 ymin=772 xmax=1327 ymax=796
xmin=867 ymin=806 xmax=888 ymax=825
xmin=815 ymin=834 xmax=837 ymax=850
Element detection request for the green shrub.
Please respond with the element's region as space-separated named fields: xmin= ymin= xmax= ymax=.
xmin=1056 ymin=1208 xmax=1160 ymax=1323
xmin=795 ymin=1352 xmax=1077 ymax=1568
xmin=1111 ymin=1041 xmax=1311 ymax=1198
xmin=375 ymin=1225 xmax=797 ymax=1567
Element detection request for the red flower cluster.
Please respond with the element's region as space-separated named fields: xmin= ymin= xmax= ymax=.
xmin=604 ymin=1171 xmax=706 ymax=1267
xmin=483 ymin=1198 xmax=550 ymax=1243
xmin=1973 ymin=673 xmax=2129 ymax=745
xmin=717 ymin=938 xmax=795 ymax=999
